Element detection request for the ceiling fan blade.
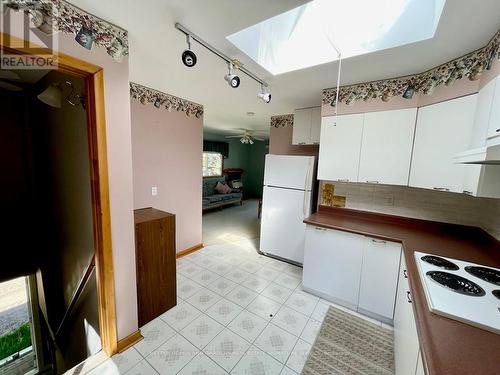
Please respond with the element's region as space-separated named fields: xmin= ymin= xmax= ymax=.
xmin=0 ymin=71 xmax=21 ymax=81
xmin=225 ymin=135 xmax=242 ymax=138
xmin=253 ymin=137 xmax=265 ymax=141
xmin=0 ymin=80 xmax=22 ymax=91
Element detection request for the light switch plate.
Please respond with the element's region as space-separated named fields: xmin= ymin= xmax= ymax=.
xmin=151 ymin=186 xmax=158 ymax=196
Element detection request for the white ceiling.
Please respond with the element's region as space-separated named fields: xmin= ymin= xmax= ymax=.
xmin=69 ymin=0 xmax=500 ymax=136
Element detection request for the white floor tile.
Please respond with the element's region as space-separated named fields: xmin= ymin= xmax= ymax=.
xmin=186 ymin=288 xmax=222 ymax=311
xmin=239 ymin=260 xmax=263 ymax=274
xmin=225 ymin=285 xmax=258 ymax=308
xmin=224 ymin=255 xmax=246 ymax=267
xmin=209 ymin=261 xmax=233 ymax=276
xmin=192 ymin=255 xmax=218 ymax=269
xmin=271 ymin=306 xmax=308 ymax=337
xmin=254 ymin=324 xmax=298 ymax=364
xmin=273 ymin=274 xmax=302 ymax=290
xmin=177 ymin=352 xmax=227 ymax=375
xmin=284 ymin=291 xmax=319 ymax=317
xmin=160 ymin=301 xmax=202 ymax=332
xmin=90 ymin=347 xmax=142 ymax=375
xmin=280 ymin=366 xmax=298 ymax=375
xmin=124 ymin=359 xmax=158 ymax=375
xmin=177 ymin=263 xmax=204 ymax=278
xmin=300 ymin=318 xmax=322 ymax=345
xmin=190 ymin=269 xmax=220 ymax=286
xmin=205 ymin=298 xmax=243 ymax=326
xmin=146 ymin=334 xmax=199 ymax=375
xmin=177 ymin=278 xmax=203 ymax=300
xmin=207 ymin=276 xmax=238 ymax=296
xmin=263 ymin=259 xmax=288 ymax=272
xmin=254 ymin=267 xmax=281 ymax=282
xmin=204 ymin=328 xmax=251 ymax=372
xmin=285 ymin=339 xmax=312 ymax=373
xmin=261 ymin=283 xmax=293 ymax=305
xmin=231 ymin=346 xmax=284 ymax=375
xmin=241 ymin=275 xmax=271 ymax=293
xmin=310 ymin=300 xmax=330 ymax=322
xmin=246 ymin=296 xmax=282 ymax=321
xmin=282 ymin=265 xmax=303 ymax=279
xmin=227 ymin=310 xmax=268 ymax=343
xmin=135 ymin=318 xmax=176 ymax=357
xmin=180 ymin=314 xmax=224 ymax=349
xmin=225 ymin=268 xmax=253 ymax=283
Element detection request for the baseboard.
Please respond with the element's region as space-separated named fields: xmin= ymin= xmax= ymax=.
xmin=176 ymin=243 xmax=204 ymax=258
xmin=117 ymin=330 xmax=143 ymax=353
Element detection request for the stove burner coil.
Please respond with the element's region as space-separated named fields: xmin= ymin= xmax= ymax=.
xmin=426 ymin=271 xmax=485 ymax=296
xmin=421 ymin=255 xmax=459 ymax=270
xmin=464 ymin=266 xmax=500 ymax=286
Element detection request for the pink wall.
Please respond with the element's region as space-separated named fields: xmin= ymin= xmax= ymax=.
xmin=269 ymin=126 xmax=319 ymax=157
xmin=131 ymin=100 xmax=203 ymax=252
xmin=4 ymin=13 xmax=138 ymax=340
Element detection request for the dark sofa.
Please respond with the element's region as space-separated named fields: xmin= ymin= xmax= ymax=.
xmin=203 ymin=177 xmax=242 ymax=211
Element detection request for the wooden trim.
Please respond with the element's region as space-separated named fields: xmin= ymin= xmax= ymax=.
xmin=1 ymin=32 xmax=118 ymax=356
xmin=116 ymin=331 xmax=143 ymax=353
xmin=176 ymin=243 xmax=204 ymax=258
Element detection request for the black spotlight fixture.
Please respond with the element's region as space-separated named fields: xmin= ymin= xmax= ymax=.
xmin=403 ymin=84 xmax=416 ymax=99
xmin=181 ymin=35 xmax=197 ymax=67
xmin=224 ymin=63 xmax=240 ymax=88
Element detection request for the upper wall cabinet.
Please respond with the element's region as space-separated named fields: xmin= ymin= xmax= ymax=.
xmin=318 ymin=113 xmax=364 ymax=182
xmin=292 ymin=107 xmax=322 ymax=145
xmin=409 ymin=94 xmax=478 ymax=193
xmin=487 ymin=76 xmax=500 ymax=142
xmin=469 ymin=78 xmax=496 ymax=148
xmin=358 ymin=108 xmax=417 ymax=185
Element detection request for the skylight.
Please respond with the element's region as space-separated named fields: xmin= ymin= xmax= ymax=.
xmin=227 ymin=0 xmax=446 ymax=75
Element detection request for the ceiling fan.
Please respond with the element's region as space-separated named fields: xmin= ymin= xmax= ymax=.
xmin=0 ymin=70 xmax=23 ymax=92
xmin=225 ymin=129 xmax=267 ymax=144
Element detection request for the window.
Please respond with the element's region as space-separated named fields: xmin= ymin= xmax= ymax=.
xmin=202 ymin=152 xmax=223 ymax=177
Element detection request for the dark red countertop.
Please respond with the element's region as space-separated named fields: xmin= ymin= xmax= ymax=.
xmin=304 ymin=206 xmax=500 ymax=375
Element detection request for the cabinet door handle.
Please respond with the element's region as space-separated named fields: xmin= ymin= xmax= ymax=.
xmin=366 ymin=180 xmax=379 ymax=184
xmin=313 ymin=142 xmax=320 ymax=145
xmin=433 ymin=187 xmax=450 ymax=192
xmin=337 ymin=179 xmax=349 ymax=182
xmin=406 ymin=291 xmax=412 ymax=304
xmin=403 ymin=269 xmax=408 ymax=279
xmin=298 ymin=142 xmax=306 ymax=145
xmin=463 ymin=190 xmax=473 ymax=196
xmin=315 ymin=227 xmax=327 ymax=231
xmin=496 ymin=129 xmax=500 ymax=133
xmin=371 ymin=239 xmax=386 ymax=244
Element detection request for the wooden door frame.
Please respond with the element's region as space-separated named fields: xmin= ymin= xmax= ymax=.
xmin=1 ymin=33 xmax=118 ymax=356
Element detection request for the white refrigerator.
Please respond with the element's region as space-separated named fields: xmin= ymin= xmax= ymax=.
xmin=260 ymin=155 xmax=316 ymax=264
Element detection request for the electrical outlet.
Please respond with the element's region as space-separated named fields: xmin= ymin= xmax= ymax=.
xmin=151 ymin=186 xmax=158 ymax=196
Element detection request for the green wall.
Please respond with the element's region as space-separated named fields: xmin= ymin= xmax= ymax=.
xmin=203 ymin=131 xmax=268 ymax=198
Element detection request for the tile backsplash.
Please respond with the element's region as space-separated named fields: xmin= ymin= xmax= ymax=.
xmin=320 ymin=182 xmax=500 ymax=241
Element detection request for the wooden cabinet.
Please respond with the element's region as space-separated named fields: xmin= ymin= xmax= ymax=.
xmin=487 ymin=76 xmax=500 ymax=142
xmin=409 ymin=94 xmax=478 ymax=193
xmin=303 ymin=226 xmax=364 ymax=310
xmin=134 ymin=208 xmax=176 ymax=327
xmin=358 ymin=237 xmax=402 ymax=324
xmin=359 ymin=108 xmax=417 ymax=185
xmin=394 ymin=258 xmax=420 ymax=375
xmin=303 ymin=225 xmax=401 ymax=320
xmin=318 ymin=114 xmax=364 ymax=182
xmin=292 ymin=107 xmax=322 ymax=145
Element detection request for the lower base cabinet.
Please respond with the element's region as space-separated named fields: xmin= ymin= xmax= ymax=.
xmin=303 ymin=225 xmax=401 ymax=323
xmin=394 ymin=258 xmax=421 ymax=375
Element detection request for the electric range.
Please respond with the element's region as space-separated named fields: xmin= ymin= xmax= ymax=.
xmin=414 ymin=251 xmax=500 ymax=334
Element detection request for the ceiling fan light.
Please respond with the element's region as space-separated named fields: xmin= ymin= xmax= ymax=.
xmin=37 ymin=84 xmax=62 ymax=108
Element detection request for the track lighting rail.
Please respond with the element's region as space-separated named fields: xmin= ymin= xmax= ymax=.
xmin=175 ymin=22 xmax=269 ymax=88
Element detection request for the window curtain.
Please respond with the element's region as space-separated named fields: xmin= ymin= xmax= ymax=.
xmin=203 ymin=140 xmax=229 ymax=158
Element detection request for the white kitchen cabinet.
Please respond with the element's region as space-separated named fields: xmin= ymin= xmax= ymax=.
xmin=292 ymin=107 xmax=322 ymax=145
xmin=409 ymin=94 xmax=478 ymax=193
xmin=310 ymin=106 xmax=322 ymax=144
xmin=470 ymin=77 xmax=496 ymax=148
xmin=394 ymin=258 xmax=420 ymax=375
xmin=303 ymin=226 xmax=364 ymax=310
xmin=487 ymin=76 xmax=500 ymax=142
xmin=359 ymin=108 xmax=417 ymax=185
xmin=358 ymin=237 xmax=402 ymax=324
xmin=318 ymin=113 xmax=364 ymax=182
xmin=462 ymin=164 xmax=500 ymax=198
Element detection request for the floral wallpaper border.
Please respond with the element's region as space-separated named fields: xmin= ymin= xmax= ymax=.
xmin=2 ymin=0 xmax=129 ymax=62
xmin=270 ymin=114 xmax=294 ymax=128
xmin=130 ymin=82 xmax=204 ymax=118
xmin=323 ymin=28 xmax=500 ymax=106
